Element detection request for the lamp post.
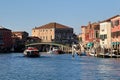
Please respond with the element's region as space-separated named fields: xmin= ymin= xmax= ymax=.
xmin=116 ymin=39 xmax=119 ymax=58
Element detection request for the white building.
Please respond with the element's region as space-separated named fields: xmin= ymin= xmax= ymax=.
xmin=100 ymin=22 xmax=111 ymax=48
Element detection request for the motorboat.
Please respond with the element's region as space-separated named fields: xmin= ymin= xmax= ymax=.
xmin=97 ymin=52 xmax=120 ymax=58
xmin=23 ymin=47 xmax=40 ymax=57
xmin=89 ymin=52 xmax=96 ymax=56
xmin=47 ymin=47 xmax=64 ymax=54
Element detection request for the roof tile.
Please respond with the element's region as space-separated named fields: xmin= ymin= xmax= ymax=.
xmin=34 ymin=22 xmax=71 ymax=29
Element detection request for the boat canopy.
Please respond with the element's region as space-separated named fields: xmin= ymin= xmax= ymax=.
xmin=87 ymin=42 xmax=93 ymax=47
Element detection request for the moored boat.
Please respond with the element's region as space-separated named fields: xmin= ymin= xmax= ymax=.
xmin=23 ymin=47 xmax=40 ymax=57
xmin=97 ymin=52 xmax=120 ymax=58
xmin=47 ymin=47 xmax=64 ymax=54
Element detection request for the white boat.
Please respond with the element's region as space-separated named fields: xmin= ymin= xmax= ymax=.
xmin=47 ymin=50 xmax=53 ymax=54
xmin=89 ymin=52 xmax=96 ymax=56
xmin=97 ymin=52 xmax=120 ymax=58
xmin=88 ymin=48 xmax=97 ymax=56
xmin=23 ymin=47 xmax=40 ymax=57
xmin=47 ymin=47 xmax=64 ymax=54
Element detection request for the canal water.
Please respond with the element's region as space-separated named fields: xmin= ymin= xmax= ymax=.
xmin=0 ymin=53 xmax=120 ymax=80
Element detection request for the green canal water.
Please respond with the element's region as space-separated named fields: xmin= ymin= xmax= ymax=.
xmin=0 ymin=53 xmax=120 ymax=80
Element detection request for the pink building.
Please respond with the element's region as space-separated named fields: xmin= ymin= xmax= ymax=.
xmin=111 ymin=15 xmax=120 ymax=45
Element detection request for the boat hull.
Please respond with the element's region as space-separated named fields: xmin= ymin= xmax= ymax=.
xmin=23 ymin=47 xmax=40 ymax=57
xmin=97 ymin=53 xmax=120 ymax=58
xmin=24 ymin=51 xmax=40 ymax=57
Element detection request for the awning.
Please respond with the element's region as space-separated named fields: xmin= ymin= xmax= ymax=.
xmin=87 ymin=42 xmax=93 ymax=47
xmin=112 ymin=42 xmax=120 ymax=45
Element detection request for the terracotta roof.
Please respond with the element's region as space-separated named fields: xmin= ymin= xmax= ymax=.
xmin=81 ymin=26 xmax=87 ymax=28
xmin=12 ymin=31 xmax=28 ymax=34
xmin=33 ymin=22 xmax=72 ymax=29
xmin=100 ymin=15 xmax=120 ymax=22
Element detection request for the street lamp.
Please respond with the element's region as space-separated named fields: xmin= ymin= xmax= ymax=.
xmin=116 ymin=39 xmax=119 ymax=57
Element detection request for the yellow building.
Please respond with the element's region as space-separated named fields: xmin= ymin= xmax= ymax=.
xmin=32 ymin=22 xmax=73 ymax=44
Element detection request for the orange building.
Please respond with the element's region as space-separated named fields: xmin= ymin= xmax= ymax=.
xmin=32 ymin=22 xmax=74 ymax=44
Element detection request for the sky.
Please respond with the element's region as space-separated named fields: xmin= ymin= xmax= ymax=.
xmin=0 ymin=0 xmax=120 ymax=35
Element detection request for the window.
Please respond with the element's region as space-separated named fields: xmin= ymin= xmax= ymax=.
xmin=114 ymin=20 xmax=119 ymax=26
xmin=111 ymin=22 xmax=114 ymax=28
xmin=119 ymin=31 xmax=120 ymax=36
xmin=51 ymin=35 xmax=52 ymax=39
xmin=43 ymin=36 xmax=45 ymax=40
xmin=100 ymin=34 xmax=107 ymax=41
xmin=104 ymin=34 xmax=107 ymax=39
xmin=95 ymin=31 xmax=99 ymax=38
xmin=116 ymin=31 xmax=119 ymax=38
xmin=112 ymin=32 xmax=115 ymax=38
xmin=100 ymin=35 xmax=103 ymax=39
xmin=111 ymin=33 xmax=113 ymax=38
xmin=101 ymin=29 xmax=104 ymax=32
xmin=102 ymin=42 xmax=104 ymax=44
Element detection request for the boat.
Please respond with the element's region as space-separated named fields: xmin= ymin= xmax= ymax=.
xmin=88 ymin=52 xmax=97 ymax=56
xmin=87 ymin=48 xmax=97 ymax=57
xmin=23 ymin=47 xmax=40 ymax=57
xmin=47 ymin=47 xmax=64 ymax=54
xmin=97 ymin=52 xmax=120 ymax=58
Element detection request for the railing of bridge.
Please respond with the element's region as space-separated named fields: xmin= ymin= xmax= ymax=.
xmin=25 ymin=42 xmax=72 ymax=53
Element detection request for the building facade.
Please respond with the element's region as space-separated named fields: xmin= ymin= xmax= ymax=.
xmin=12 ymin=31 xmax=29 ymax=41
xmin=111 ymin=15 xmax=120 ymax=48
xmin=32 ymin=22 xmax=74 ymax=44
xmin=81 ymin=22 xmax=100 ymax=48
xmin=77 ymin=33 xmax=82 ymax=42
xmin=80 ymin=15 xmax=120 ymax=50
xmin=12 ymin=31 xmax=29 ymax=52
xmin=88 ymin=22 xmax=100 ymax=43
xmin=100 ymin=22 xmax=111 ymax=48
xmin=81 ymin=26 xmax=86 ymax=44
xmin=0 ymin=27 xmax=12 ymax=51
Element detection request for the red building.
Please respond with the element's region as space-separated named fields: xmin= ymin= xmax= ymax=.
xmin=0 ymin=27 xmax=13 ymax=52
xmin=86 ymin=22 xmax=100 ymax=43
xmin=81 ymin=22 xmax=100 ymax=48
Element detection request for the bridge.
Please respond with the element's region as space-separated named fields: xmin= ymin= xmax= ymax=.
xmin=25 ymin=42 xmax=72 ymax=53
